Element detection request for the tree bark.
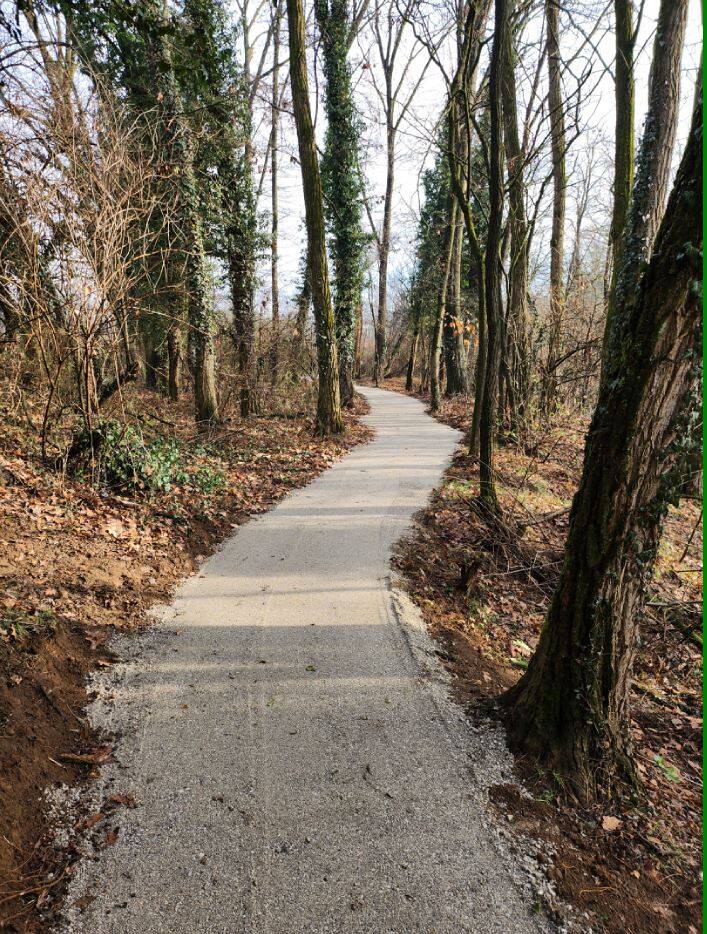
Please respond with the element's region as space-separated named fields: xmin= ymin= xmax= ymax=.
xmin=152 ymin=36 xmax=218 ymax=424
xmin=441 ymin=0 xmax=491 ymax=455
xmin=430 ymin=190 xmax=457 ymax=412
xmin=541 ymin=0 xmax=566 ymax=415
xmin=502 ymin=82 xmax=702 ymax=801
xmin=477 ymin=0 xmax=507 ymax=510
xmin=374 ymin=116 xmax=395 ymax=386
xmin=443 ymin=202 xmax=468 ymax=396
xmin=405 ymin=323 xmax=419 ymax=392
xmin=270 ymin=0 xmax=282 ymax=385
xmin=315 ymin=0 xmax=365 ymax=407
xmin=603 ymin=0 xmax=689 ymax=369
xmin=467 ymin=254 xmax=486 ymax=457
xmin=606 ymin=0 xmax=635 ymax=319
xmin=287 ymin=0 xmax=343 ymax=434
xmin=167 ymin=324 xmax=181 ymax=401
xmin=500 ymin=10 xmax=530 ymax=432
xmin=232 ymin=3 xmax=259 ymax=418
xmin=295 ymin=251 xmax=312 ymax=360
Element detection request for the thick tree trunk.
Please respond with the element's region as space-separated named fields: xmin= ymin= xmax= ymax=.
xmin=287 ymin=0 xmax=343 ymax=434
xmin=502 ymin=83 xmax=702 ymax=801
xmin=146 ymin=3 xmax=219 ymax=425
xmin=541 ymin=0 xmax=566 ymax=415
xmin=477 ymin=0 xmax=507 ymax=510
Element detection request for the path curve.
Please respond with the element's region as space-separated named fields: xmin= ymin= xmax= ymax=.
xmin=62 ymin=386 xmax=547 ymax=933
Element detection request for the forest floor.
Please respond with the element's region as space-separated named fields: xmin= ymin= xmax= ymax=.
xmin=378 ymin=376 xmax=703 ymax=934
xmin=0 ymin=383 xmax=371 ymax=932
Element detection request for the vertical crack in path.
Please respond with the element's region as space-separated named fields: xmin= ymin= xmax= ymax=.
xmin=62 ymin=386 xmax=549 ymax=934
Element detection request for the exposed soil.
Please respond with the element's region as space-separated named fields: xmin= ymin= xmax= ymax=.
xmin=0 ymin=386 xmax=371 ymax=932
xmin=385 ymin=377 xmax=702 ymax=934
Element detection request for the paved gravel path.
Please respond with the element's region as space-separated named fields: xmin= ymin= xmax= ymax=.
xmin=62 ymin=386 xmax=548 ymax=933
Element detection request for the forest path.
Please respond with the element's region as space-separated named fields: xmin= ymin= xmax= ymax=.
xmin=62 ymin=386 xmax=547 ymax=933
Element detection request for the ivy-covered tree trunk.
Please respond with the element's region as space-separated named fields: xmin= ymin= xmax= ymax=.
xmin=147 ymin=8 xmax=219 ymax=425
xmin=180 ymin=0 xmax=256 ymax=419
xmin=502 ymin=86 xmax=702 ymax=801
xmin=287 ymin=0 xmax=343 ymax=434
xmin=315 ymin=0 xmax=365 ymax=407
xmin=540 ymin=0 xmax=566 ymax=415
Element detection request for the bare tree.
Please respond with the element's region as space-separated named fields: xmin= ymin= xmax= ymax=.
xmin=361 ymin=0 xmax=435 ymax=385
xmin=286 ymin=0 xmax=343 ymax=433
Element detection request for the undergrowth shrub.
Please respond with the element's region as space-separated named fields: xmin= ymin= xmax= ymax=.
xmin=72 ymin=420 xmax=226 ymax=496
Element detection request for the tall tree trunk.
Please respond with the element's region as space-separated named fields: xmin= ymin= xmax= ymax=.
xmin=441 ymin=0 xmax=492 ymax=454
xmin=232 ymin=6 xmax=259 ymax=418
xmin=468 ymin=257 xmax=486 ymax=457
xmin=270 ymin=0 xmax=282 ymax=385
xmin=374 ymin=115 xmax=394 ymax=386
xmin=287 ymin=0 xmax=343 ymax=434
xmin=501 ymin=10 xmax=530 ymax=433
xmin=147 ymin=9 xmax=219 ymax=425
xmin=541 ymin=0 xmax=566 ymax=415
xmin=477 ymin=0 xmax=507 ymax=510
xmin=444 ymin=203 xmax=467 ymax=396
xmin=603 ymin=0 xmax=689 ymax=370
xmin=502 ymin=87 xmax=701 ymax=800
xmin=430 ymin=191 xmax=457 ymax=412
xmin=605 ymin=0 xmax=635 ymax=321
xmin=315 ymin=0 xmax=365 ymax=407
